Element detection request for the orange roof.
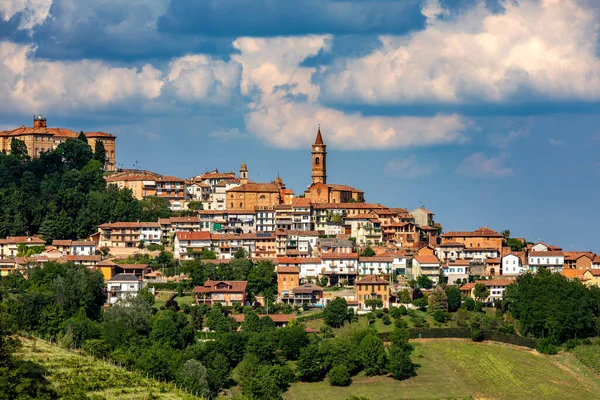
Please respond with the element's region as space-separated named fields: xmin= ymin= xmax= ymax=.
xmin=292 ymin=198 xmax=311 ymax=207
xmin=564 ymin=251 xmax=595 ymax=261
xmin=195 ymin=171 xmax=236 ymax=180
xmin=0 ymin=126 xmax=115 ymax=139
xmin=447 ymin=260 xmax=470 ymax=266
xmin=359 ymin=256 xmax=393 ymax=262
xmin=156 ymin=175 xmax=185 ymax=183
xmin=314 ymin=127 xmax=324 ymax=145
xmin=277 ymin=257 xmax=322 ymax=264
xmin=175 ymin=231 xmax=211 ymax=241
xmin=413 ymin=255 xmax=440 ymax=264
xmin=228 ymin=182 xmax=280 ymax=193
xmin=0 ymin=236 xmax=45 ymax=245
xmin=193 ymin=280 xmax=247 ymax=293
xmin=444 ymin=227 xmax=503 ymax=238
xmin=529 ymin=251 xmax=564 ymax=257
xmin=312 ymin=202 xmax=385 ymax=210
xmin=356 ymin=275 xmax=389 ymax=285
xmin=276 ymin=266 xmax=300 ymax=273
xmin=321 ymin=253 xmax=358 ymax=260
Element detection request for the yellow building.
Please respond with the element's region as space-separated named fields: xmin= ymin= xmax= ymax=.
xmin=105 ymin=170 xmax=160 ymax=200
xmin=226 ymin=182 xmax=282 ymax=211
xmin=583 ymin=269 xmax=600 ymax=287
xmin=355 ymin=275 xmax=390 ymax=310
xmin=0 ymin=115 xmax=117 ymax=171
xmin=276 ymin=266 xmax=300 ymax=298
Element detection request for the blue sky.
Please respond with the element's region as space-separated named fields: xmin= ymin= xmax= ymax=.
xmin=1 ymin=0 xmax=599 ymax=251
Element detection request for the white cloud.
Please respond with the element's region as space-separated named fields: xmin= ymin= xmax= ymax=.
xmin=456 ymin=152 xmax=513 ymax=178
xmin=549 ymin=138 xmax=564 ymax=146
xmin=0 ymin=0 xmax=53 ymax=30
xmin=232 ymin=36 xmax=471 ymax=149
xmin=165 ymin=54 xmax=241 ymax=105
xmin=490 ymin=120 xmax=532 ymax=149
xmin=0 ymin=42 xmax=163 ymax=113
xmin=321 ymin=0 xmax=600 ymax=105
xmin=384 ymin=156 xmax=435 ymax=178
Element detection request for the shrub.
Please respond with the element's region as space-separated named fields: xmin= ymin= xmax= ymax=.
xmin=473 ymin=301 xmax=484 ymax=313
xmin=382 ymin=314 xmax=391 ymax=325
xmin=367 ymin=313 xmax=376 ymax=325
xmin=432 ymin=310 xmax=448 ymax=323
xmin=537 ymin=338 xmax=559 ymax=355
xmin=470 ymin=328 xmax=484 ymax=342
xmin=412 ymin=298 xmax=427 ymax=311
xmin=374 ymin=309 xmax=384 ymax=319
xmin=463 ymin=297 xmax=475 ymax=311
xmin=328 ymin=365 xmax=352 ymax=386
xmin=82 ymin=339 xmax=110 ymax=358
xmin=394 ymin=317 xmax=408 ymax=329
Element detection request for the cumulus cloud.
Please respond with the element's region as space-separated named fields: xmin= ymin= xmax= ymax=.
xmin=456 ymin=152 xmax=513 ymax=178
xmin=384 ymin=156 xmax=435 ymax=178
xmin=0 ymin=41 xmax=164 ymax=113
xmin=0 ymin=0 xmax=53 ymax=30
xmin=321 ymin=0 xmax=600 ymax=105
xmin=232 ymin=36 xmax=471 ymax=149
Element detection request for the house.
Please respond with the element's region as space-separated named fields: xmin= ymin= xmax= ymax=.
xmin=443 ymin=260 xmax=469 ymax=284
xmin=106 ymin=273 xmax=142 ymax=305
xmin=280 ymin=230 xmax=318 ymax=257
xmin=96 ymin=259 xmax=117 ymax=281
xmin=277 ymin=257 xmax=322 ymax=281
xmin=528 ymin=251 xmax=564 ymax=274
xmin=382 ymin=221 xmax=419 ymax=247
xmin=193 ymin=280 xmax=247 ymax=306
xmin=411 ymin=254 xmax=441 ymax=283
xmin=410 ymin=207 xmax=434 ymax=227
xmin=460 ymin=279 xmax=513 ymax=302
xmin=255 ymin=206 xmax=276 ymax=232
xmin=355 ymin=275 xmax=390 ymax=311
xmin=155 ymin=176 xmax=187 ymax=211
xmin=442 ymin=227 xmax=504 ymax=253
xmin=583 ymin=270 xmax=600 ymax=287
xmin=291 ymin=198 xmax=312 ymax=231
xmin=344 ymin=213 xmax=382 ymax=246
xmin=0 ymin=236 xmax=46 ymax=258
xmin=436 ymin=241 xmax=465 ymax=262
xmin=318 ymin=238 xmax=354 ymax=254
xmin=52 ymin=240 xmax=96 ymax=255
xmin=501 ymin=253 xmax=525 ymax=276
xmin=280 ymin=284 xmax=324 ymax=307
xmin=485 ymin=257 xmax=501 ymax=276
xmin=61 ymin=255 xmax=102 ymax=267
xmin=563 ymin=252 xmax=595 ymax=279
xmin=358 ymin=255 xmax=394 ymax=276
xmin=174 ymin=231 xmax=212 ymax=260
xmin=105 ymin=171 xmax=159 ymax=200
xmin=276 ymin=266 xmax=300 ymax=298
xmin=593 ymin=255 xmax=600 ymax=269
xmin=320 ymin=252 xmax=359 ymax=285
xmin=98 ymin=222 xmax=162 ymax=248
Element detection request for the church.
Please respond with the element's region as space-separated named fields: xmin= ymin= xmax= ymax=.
xmin=304 ymin=128 xmax=365 ymax=203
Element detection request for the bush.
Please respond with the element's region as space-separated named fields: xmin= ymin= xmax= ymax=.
xmin=537 ymin=338 xmax=559 ymax=355
xmin=328 ymin=365 xmax=352 ymax=386
xmin=563 ymin=339 xmax=582 ymax=352
xmin=367 ymin=313 xmax=376 ymax=325
xmin=382 ymin=315 xmax=391 ymax=325
xmin=470 ymin=328 xmax=484 ymax=342
xmin=394 ymin=317 xmax=408 ymax=329
xmin=432 ymin=310 xmax=448 ymax=324
xmin=374 ymin=309 xmax=384 ymax=319
xmin=463 ymin=297 xmax=475 ymax=311
xmin=412 ymin=298 xmax=427 ymax=311
xmin=82 ymin=339 xmax=110 ymax=358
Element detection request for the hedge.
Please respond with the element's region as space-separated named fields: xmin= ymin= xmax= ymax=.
xmin=297 ymin=312 xmax=324 ymax=322
xmin=378 ymin=328 xmax=538 ymax=349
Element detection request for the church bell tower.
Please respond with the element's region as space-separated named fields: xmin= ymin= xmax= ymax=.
xmin=311 ymin=127 xmax=327 ymax=184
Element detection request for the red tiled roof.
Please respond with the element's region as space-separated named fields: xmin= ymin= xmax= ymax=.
xmin=413 ymin=255 xmax=440 ymax=264
xmin=66 ymin=255 xmax=101 ymax=262
xmin=193 ymin=280 xmax=247 ymax=293
xmin=444 ymin=227 xmax=503 ymax=238
xmin=292 ymin=198 xmax=311 ymax=207
xmin=312 ymin=202 xmax=383 ymax=210
xmin=228 ymin=183 xmax=280 ymax=193
xmin=321 ymin=253 xmax=358 ymax=260
xmin=447 ymin=260 xmax=470 ymax=266
xmin=276 ymin=266 xmax=300 ymax=273
xmin=359 ymin=256 xmax=393 ymax=262
xmin=118 ymin=264 xmax=148 ymax=270
xmin=277 ymin=257 xmax=322 ymax=264
xmin=0 ymin=236 xmax=45 ymax=245
xmin=585 ymin=269 xmax=600 ymax=276
xmin=52 ymin=240 xmax=72 ymax=246
xmin=176 ymin=231 xmax=211 ymax=241
xmin=356 ymin=275 xmax=389 ymax=285
xmin=564 ymin=252 xmax=595 ymax=261
xmin=293 ymin=284 xmax=323 ymax=294
xmin=439 ymin=241 xmax=466 ymax=247
xmin=0 ymin=126 xmax=115 ymax=139
xmin=156 ymin=175 xmax=185 ymax=183
xmin=528 ymin=251 xmax=564 ymax=257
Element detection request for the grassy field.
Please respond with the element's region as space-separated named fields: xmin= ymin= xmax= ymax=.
xmin=285 ymin=339 xmax=600 ymax=400
xmin=17 ymin=337 xmax=196 ymax=400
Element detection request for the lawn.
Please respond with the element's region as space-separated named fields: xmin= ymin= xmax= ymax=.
xmin=285 ymin=339 xmax=600 ymax=400
xmin=17 ymin=337 xmax=195 ymax=399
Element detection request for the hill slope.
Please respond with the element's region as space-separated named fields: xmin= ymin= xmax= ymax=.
xmin=285 ymin=339 xmax=600 ymax=400
xmin=17 ymin=337 xmax=197 ymax=400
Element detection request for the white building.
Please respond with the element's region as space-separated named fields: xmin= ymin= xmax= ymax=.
xmin=411 ymin=255 xmax=441 ymax=283
xmin=174 ymin=231 xmax=213 ymax=260
xmin=358 ymin=255 xmax=393 ymax=276
xmin=460 ymin=248 xmax=500 ymax=263
xmin=501 ymin=253 xmax=525 ymax=276
xmin=255 ymin=207 xmax=276 ymax=232
xmin=344 ymin=213 xmax=382 ymax=246
xmin=528 ymin=251 xmax=564 ymax=273
xmin=106 ymin=273 xmax=142 ymax=305
xmin=320 ymin=253 xmax=359 ymax=285
xmin=291 ymin=198 xmax=312 ymax=231
xmin=69 ymin=241 xmax=96 ymax=256
xmin=140 ymin=222 xmax=162 ymax=245
xmin=443 ymin=260 xmax=469 ymax=284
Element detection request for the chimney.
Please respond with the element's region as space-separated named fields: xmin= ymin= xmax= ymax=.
xmin=33 ymin=114 xmax=47 ymax=129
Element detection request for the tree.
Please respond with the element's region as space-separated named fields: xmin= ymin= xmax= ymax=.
xmin=234 ymin=248 xmax=247 ymax=259
xmin=297 ymin=344 xmax=327 ymax=382
xmin=416 ymin=275 xmax=434 ymax=289
xmin=388 ymin=344 xmax=415 ymax=380
xmin=178 ymin=360 xmax=210 ymax=398
xmin=412 ymin=287 xmax=423 ymax=300
xmin=428 ymin=287 xmax=448 ymax=313
xmin=93 ymin=140 xmax=107 ymax=166
xmin=242 ymin=309 xmax=262 ymax=333
xmin=473 ymin=283 xmax=490 ymax=302
xmin=246 ymin=331 xmax=277 ymax=363
xmin=360 ymin=246 xmax=376 ymax=257
xmin=501 ymin=229 xmax=511 ymax=240
xmin=445 ymin=286 xmax=462 ymax=312
xmin=277 ymin=324 xmax=309 ymax=360
xmin=319 ymin=276 xmax=329 ymax=287
xmin=399 ymin=290 xmax=412 ymax=304
xmin=359 ymin=334 xmax=387 ymax=376
xmin=102 ymin=296 xmax=153 ymax=348
xmin=328 ymin=364 xmax=351 ymax=386
xmin=78 ymin=131 xmax=88 ymax=142
xmin=364 ymin=298 xmax=383 ymax=311
xmin=323 ymin=297 xmax=349 ymax=328
xmin=138 ymin=288 xmax=155 ymax=306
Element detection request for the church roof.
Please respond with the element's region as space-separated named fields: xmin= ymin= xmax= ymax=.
xmin=314 ymin=128 xmax=324 ymax=145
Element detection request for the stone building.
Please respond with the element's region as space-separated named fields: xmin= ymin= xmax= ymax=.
xmin=0 ymin=115 xmax=116 ymax=171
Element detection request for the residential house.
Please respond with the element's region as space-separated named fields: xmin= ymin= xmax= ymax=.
xmin=291 ymin=198 xmax=312 ymax=230
xmin=277 ymin=257 xmax=322 ymax=281
xmin=106 ymin=273 xmax=142 ymax=305
xmin=231 ymin=313 xmax=296 ymax=328
xmin=193 ymin=280 xmax=247 ymax=306
xmin=318 ymin=238 xmax=354 ymax=254
xmin=174 ymin=231 xmax=213 ymax=260
xmin=485 ymin=257 xmax=502 ymax=276
xmin=320 ymin=253 xmax=358 ymax=285
xmin=155 ymin=176 xmax=187 ymax=211
xmin=460 ymin=279 xmax=513 ymax=302
xmin=593 ymin=255 xmax=600 ymax=269
xmin=442 ymin=227 xmax=504 ymax=253
xmin=276 ymin=266 xmax=300 ymax=298
xmin=436 ymin=241 xmax=465 ymax=262
xmin=255 ymin=206 xmax=276 ymax=232
xmin=105 ymin=171 xmax=159 ymax=200
xmin=355 ymin=275 xmax=390 ymax=311
xmin=275 ymin=205 xmax=294 ymax=231
xmin=410 ymin=207 xmax=435 ymax=227
xmin=563 ymin=252 xmax=595 ymax=279
xmin=443 ymin=260 xmax=469 ymax=284
xmin=98 ymin=222 xmax=161 ymax=248
xmin=358 ymin=255 xmax=394 ymax=276
xmin=0 ymin=236 xmax=45 ymax=258
xmin=528 ymin=251 xmax=565 ymax=274
xmin=583 ymin=270 xmax=600 ymax=287
xmin=284 ymin=230 xmax=318 ymax=257
xmin=51 ymin=240 xmax=96 ymax=255
xmin=382 ymin=221 xmax=419 ymax=248
xmin=280 ymin=284 xmax=324 ymax=307
xmin=411 ymin=254 xmax=441 ymax=283
xmin=502 ymin=253 xmax=525 ymax=276
xmin=344 ymin=213 xmax=382 ymax=246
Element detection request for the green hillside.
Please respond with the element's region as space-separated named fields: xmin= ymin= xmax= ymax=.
xmin=285 ymin=339 xmax=600 ymax=400
xmin=17 ymin=337 xmax=198 ymax=400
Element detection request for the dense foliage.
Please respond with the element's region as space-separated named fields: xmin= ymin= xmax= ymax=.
xmin=0 ymin=138 xmax=169 ymax=241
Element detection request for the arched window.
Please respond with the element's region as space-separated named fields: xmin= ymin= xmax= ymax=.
xmin=259 ymin=195 xmax=266 ymax=200
xmin=315 ymin=157 xmax=320 ymax=165
xmin=240 ymin=202 xmax=243 ymax=208
xmin=231 ymin=203 xmax=234 ymax=208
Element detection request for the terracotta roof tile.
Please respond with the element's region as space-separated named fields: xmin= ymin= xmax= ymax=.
xmin=413 ymin=255 xmax=440 ymax=264
xmin=356 ymin=275 xmax=389 ymax=285
xmin=227 ymin=182 xmax=281 ymax=193
xmin=176 ymin=231 xmax=211 ymax=241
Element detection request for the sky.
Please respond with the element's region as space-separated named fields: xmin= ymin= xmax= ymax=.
xmin=1 ymin=0 xmax=599 ymax=252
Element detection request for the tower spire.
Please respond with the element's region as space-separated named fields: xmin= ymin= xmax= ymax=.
xmin=315 ymin=125 xmax=324 ymax=145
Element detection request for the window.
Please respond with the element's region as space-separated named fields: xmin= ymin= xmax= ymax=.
xmin=240 ymin=202 xmax=243 ymax=208
xmin=315 ymin=157 xmax=320 ymax=165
